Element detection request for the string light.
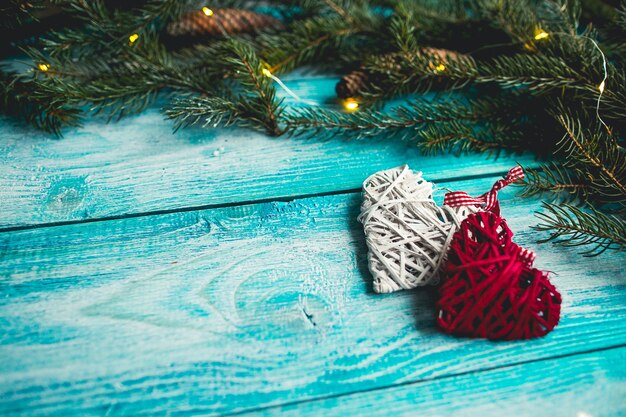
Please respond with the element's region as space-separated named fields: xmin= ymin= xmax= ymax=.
xmin=37 ymin=63 xmax=50 ymax=72
xmin=128 ymin=33 xmax=139 ymax=45
xmin=435 ymin=64 xmax=446 ymax=72
xmin=531 ymin=29 xmax=610 ymax=132
xmin=344 ymin=98 xmax=359 ymax=111
xmin=202 ymin=7 xmax=213 ymax=16
xmin=261 ymin=67 xmax=317 ymax=105
xmin=588 ymin=36 xmax=609 ymax=131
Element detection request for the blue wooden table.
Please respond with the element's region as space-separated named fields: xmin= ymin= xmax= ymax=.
xmin=1 ymin=75 xmax=625 ymax=416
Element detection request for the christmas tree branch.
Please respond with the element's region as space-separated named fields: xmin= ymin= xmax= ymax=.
xmin=0 ymin=66 xmax=81 ymax=136
xmin=535 ymin=202 xmax=626 ymax=255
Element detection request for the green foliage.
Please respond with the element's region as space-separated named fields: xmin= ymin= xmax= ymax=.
xmin=259 ymin=1 xmax=389 ymax=74
xmin=0 ymin=1 xmax=42 ymax=29
xmin=535 ymin=203 xmax=626 ymax=255
xmin=284 ymin=94 xmax=534 ymax=155
xmin=1 ymin=0 xmax=625 ymax=254
xmin=184 ymin=39 xmax=284 ymax=135
xmin=0 ymin=67 xmax=80 ymax=136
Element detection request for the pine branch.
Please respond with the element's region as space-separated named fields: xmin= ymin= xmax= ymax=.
xmin=520 ymin=163 xmax=593 ymax=203
xmin=221 ymin=39 xmax=284 ymax=135
xmin=260 ymin=16 xmax=362 ymax=73
xmin=0 ymin=67 xmax=81 ymax=136
xmin=283 ymin=96 xmax=526 ymax=140
xmin=535 ymin=202 xmax=626 ymax=255
xmin=520 ymin=109 xmax=626 ymax=254
xmin=555 ymin=112 xmax=626 ymax=204
xmin=164 ymin=95 xmax=239 ymax=131
xmin=26 ymin=37 xmax=223 ymax=121
xmin=41 ymin=0 xmax=189 ymax=60
xmin=0 ymin=0 xmax=42 ymax=29
xmin=418 ymin=120 xmax=527 ymax=156
xmin=260 ymin=1 xmax=387 ymax=74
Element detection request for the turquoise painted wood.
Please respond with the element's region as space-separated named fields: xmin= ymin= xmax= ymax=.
xmin=0 ymin=75 xmax=537 ymax=230
xmin=239 ymin=347 xmax=626 ymax=417
xmin=1 ymin=175 xmax=625 ymax=416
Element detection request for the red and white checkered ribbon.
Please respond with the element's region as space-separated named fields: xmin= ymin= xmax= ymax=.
xmin=444 ymin=166 xmax=536 ymax=265
xmin=444 ymin=166 xmax=524 ymax=215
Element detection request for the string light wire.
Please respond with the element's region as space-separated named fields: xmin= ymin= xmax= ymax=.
xmin=262 ymin=68 xmax=317 ymax=106
xmin=551 ymin=32 xmax=610 ymax=132
xmin=200 ymin=6 xmax=314 ymax=106
xmin=586 ymin=36 xmax=609 ymax=132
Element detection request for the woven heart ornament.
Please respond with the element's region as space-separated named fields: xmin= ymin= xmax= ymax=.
xmin=359 ymin=165 xmax=479 ymax=293
xmin=437 ymin=170 xmax=562 ymax=340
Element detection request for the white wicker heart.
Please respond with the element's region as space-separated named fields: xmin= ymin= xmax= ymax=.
xmin=358 ymin=165 xmax=479 ymax=293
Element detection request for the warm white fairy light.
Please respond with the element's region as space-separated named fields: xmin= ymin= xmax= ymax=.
xmin=128 ymin=33 xmax=139 ymax=45
xmin=343 ymin=98 xmax=359 ymax=111
xmin=38 ymin=63 xmax=50 ymax=72
xmin=533 ymin=30 xmax=610 ymax=132
xmin=584 ymin=36 xmax=609 ymax=132
xmin=202 ymin=7 xmax=213 ymax=16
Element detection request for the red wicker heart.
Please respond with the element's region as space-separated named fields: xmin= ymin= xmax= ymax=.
xmin=437 ymin=211 xmax=561 ymax=340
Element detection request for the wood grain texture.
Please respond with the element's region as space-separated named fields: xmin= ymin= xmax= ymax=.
xmin=239 ymin=347 xmax=626 ymax=417
xmin=0 ymin=76 xmax=536 ymax=229
xmin=1 ymin=175 xmax=625 ymax=416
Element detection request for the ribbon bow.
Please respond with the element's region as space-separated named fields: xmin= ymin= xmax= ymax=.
xmin=443 ymin=166 xmax=534 ymax=265
xmin=443 ymin=166 xmax=525 ymax=216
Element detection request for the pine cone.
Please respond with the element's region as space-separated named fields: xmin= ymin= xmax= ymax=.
xmin=167 ymin=8 xmax=283 ymax=38
xmin=420 ymin=47 xmax=461 ymax=72
xmin=336 ymin=70 xmax=369 ymax=99
xmin=420 ymin=47 xmax=460 ymax=62
xmin=336 ymin=55 xmax=400 ymax=98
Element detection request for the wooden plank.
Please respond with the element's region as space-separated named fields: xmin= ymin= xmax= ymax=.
xmin=1 ymin=176 xmax=624 ymax=416
xmin=238 ymin=347 xmax=626 ymax=417
xmin=0 ymin=76 xmax=536 ymax=229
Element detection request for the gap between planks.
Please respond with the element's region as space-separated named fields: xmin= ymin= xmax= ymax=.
xmin=0 ymin=169 xmax=515 ymax=234
xmin=217 ymin=343 xmax=626 ymax=417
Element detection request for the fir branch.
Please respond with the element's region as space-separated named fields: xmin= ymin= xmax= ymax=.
xmin=535 ymin=202 xmax=626 ymax=255
xmin=283 ymin=96 xmax=526 ymax=140
xmin=0 ymin=67 xmax=81 ymax=136
xmin=418 ymin=121 xmax=526 ymax=156
xmin=521 ymin=110 xmax=626 ymax=254
xmin=0 ymin=0 xmax=42 ymax=29
xmin=555 ymin=112 xmax=626 ymax=204
xmin=260 ymin=1 xmax=386 ymax=74
xmin=366 ymin=49 xmax=595 ymax=100
xmin=520 ymin=163 xmax=593 ymax=203
xmin=260 ymin=16 xmax=361 ymax=73
xmin=165 ymin=95 xmax=239 ymax=131
xmin=221 ymin=39 xmax=284 ymax=135
xmin=42 ymin=0 xmax=189 ymax=60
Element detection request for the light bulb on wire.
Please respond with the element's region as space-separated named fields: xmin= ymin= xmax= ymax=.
xmin=343 ymin=98 xmax=359 ymax=111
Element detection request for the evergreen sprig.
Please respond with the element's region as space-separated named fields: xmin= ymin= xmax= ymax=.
xmin=1 ymin=0 xmax=625 ymax=254
xmin=0 ymin=67 xmax=80 ymax=136
xmin=535 ymin=202 xmax=626 ymax=255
